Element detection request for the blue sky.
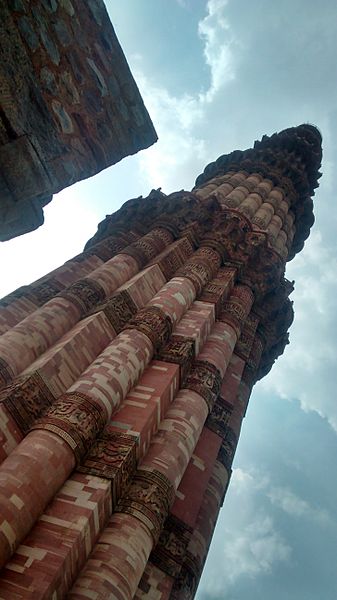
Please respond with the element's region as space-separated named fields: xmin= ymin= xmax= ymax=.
xmin=1 ymin=1 xmax=337 ymax=598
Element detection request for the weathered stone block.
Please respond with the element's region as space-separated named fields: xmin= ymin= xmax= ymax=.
xmin=0 ymin=0 xmax=157 ymax=240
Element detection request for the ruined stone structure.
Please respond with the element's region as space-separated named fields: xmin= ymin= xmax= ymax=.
xmin=0 ymin=0 xmax=157 ymax=241
xmin=0 ymin=124 xmax=321 ymax=599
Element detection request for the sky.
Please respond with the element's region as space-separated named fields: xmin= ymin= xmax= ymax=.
xmin=1 ymin=1 xmax=337 ymax=598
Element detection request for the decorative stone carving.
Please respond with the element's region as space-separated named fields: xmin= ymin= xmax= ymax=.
xmin=25 ymin=279 xmax=64 ymax=307
xmin=234 ymin=312 xmax=260 ymax=361
xmin=205 ymin=395 xmax=233 ymax=438
xmin=241 ymin=333 xmax=265 ymax=388
xmin=170 ymin=551 xmax=200 ymax=600
xmin=0 ymin=371 xmax=56 ymax=433
xmin=217 ymin=428 xmax=238 ymax=470
xmin=78 ymin=430 xmax=137 ymax=506
xmin=185 ymin=360 xmax=222 ymax=412
xmin=125 ymin=306 xmax=173 ymax=352
xmin=89 ymin=290 xmax=138 ymax=333
xmin=200 ymin=210 xmax=252 ymax=262
xmin=199 ymin=267 xmax=236 ymax=317
xmin=156 ymin=336 xmax=195 ymax=386
xmin=123 ymin=227 xmax=173 ymax=268
xmin=220 ymin=285 xmax=254 ymax=337
xmin=116 ymin=468 xmax=175 ymax=544
xmin=85 ymin=234 xmax=132 ymax=262
xmin=59 ymin=278 xmax=106 ymax=316
xmin=151 ymin=515 xmax=193 ymax=578
xmin=32 ymin=391 xmax=106 ymax=463
xmin=150 ymin=237 xmax=194 ymax=281
xmin=0 ymin=358 xmax=15 ymax=388
xmin=176 ymin=247 xmax=221 ymax=295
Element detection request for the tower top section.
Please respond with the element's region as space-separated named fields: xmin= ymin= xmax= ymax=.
xmin=195 ymin=124 xmax=322 ymax=259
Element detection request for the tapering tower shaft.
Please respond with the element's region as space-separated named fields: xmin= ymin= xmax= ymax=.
xmin=0 ymin=125 xmax=322 ymax=599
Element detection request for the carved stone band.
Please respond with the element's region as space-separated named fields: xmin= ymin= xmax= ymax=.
xmin=185 ymin=359 xmax=223 ymax=413
xmin=234 ymin=312 xmax=259 ymax=361
xmin=59 ymin=278 xmax=106 ymax=317
xmin=200 ymin=267 xmax=236 ymax=317
xmin=217 ymin=428 xmax=238 ymax=470
xmin=125 ymin=305 xmax=173 ymax=353
xmin=32 ymin=391 xmax=106 ymax=464
xmin=176 ymin=247 xmax=221 ymax=296
xmin=0 ymin=357 xmax=14 ymax=388
xmin=156 ymin=336 xmax=195 ymax=387
xmin=151 ymin=514 xmax=193 ymax=578
xmin=123 ymin=227 xmax=174 ymax=268
xmin=205 ymin=395 xmax=233 ymax=439
xmin=219 ymin=285 xmax=254 ymax=338
xmin=116 ymin=467 xmax=175 ymax=544
xmin=89 ymin=290 xmax=138 ymax=333
xmin=170 ymin=551 xmax=201 ymax=600
xmin=0 ymin=371 xmax=56 ymax=434
xmin=78 ymin=430 xmax=137 ymax=507
xmin=86 ymin=232 xmax=136 ymax=262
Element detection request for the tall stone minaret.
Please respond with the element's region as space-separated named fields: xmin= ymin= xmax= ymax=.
xmin=0 ymin=124 xmax=322 ymax=599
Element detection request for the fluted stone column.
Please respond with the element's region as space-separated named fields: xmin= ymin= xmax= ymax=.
xmin=0 ymin=124 xmax=322 ymax=599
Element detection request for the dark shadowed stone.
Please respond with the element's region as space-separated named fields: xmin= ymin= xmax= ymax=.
xmin=94 ymin=42 xmax=112 ymax=71
xmin=18 ymin=17 xmax=39 ymax=51
xmin=59 ymin=0 xmax=74 ymax=16
xmin=97 ymin=119 xmax=113 ymax=142
xmin=41 ymin=0 xmax=58 ymax=13
xmin=0 ymin=136 xmax=51 ymax=201
xmin=86 ymin=136 xmax=107 ymax=167
xmin=0 ymin=0 xmax=157 ymax=240
xmin=40 ymin=26 xmax=60 ymax=64
xmin=87 ymin=0 xmax=103 ymax=25
xmin=31 ymin=5 xmax=45 ymax=28
xmin=83 ymin=88 xmax=103 ymax=114
xmin=122 ymin=82 xmax=136 ymax=102
xmin=70 ymin=137 xmax=87 ymax=157
xmin=131 ymin=106 xmax=145 ymax=127
xmin=108 ymin=114 xmax=126 ymax=144
xmin=99 ymin=31 xmax=114 ymax=53
xmin=63 ymin=159 xmax=77 ymax=180
xmin=53 ymin=19 xmax=72 ymax=47
xmin=117 ymin=97 xmax=129 ymax=121
xmin=107 ymin=74 xmax=120 ymax=97
xmin=40 ymin=67 xmax=57 ymax=95
xmin=73 ymin=113 xmax=88 ymax=137
xmin=9 ymin=0 xmax=25 ymax=11
xmin=60 ymin=71 xmax=80 ymax=104
xmin=128 ymin=126 xmax=144 ymax=150
xmin=70 ymin=18 xmax=86 ymax=49
xmin=110 ymin=57 xmax=131 ymax=86
xmin=87 ymin=58 xmax=107 ymax=96
xmin=52 ymin=100 xmax=74 ymax=133
xmin=67 ymin=50 xmax=85 ymax=84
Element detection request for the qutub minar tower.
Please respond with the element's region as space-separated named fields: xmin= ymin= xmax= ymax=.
xmin=0 ymin=124 xmax=322 ymax=599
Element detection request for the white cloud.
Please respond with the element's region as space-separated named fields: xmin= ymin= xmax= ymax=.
xmin=201 ymin=512 xmax=291 ymax=598
xmin=231 ymin=466 xmax=269 ymax=492
xmin=133 ymin=73 xmax=207 ymax=191
xmin=198 ymin=0 xmax=236 ymax=101
xmin=261 ymin=226 xmax=337 ymax=432
xmin=125 ymin=0 xmax=240 ymax=192
xmin=222 ymin=513 xmax=291 ymax=583
xmin=268 ymin=487 xmax=331 ymax=525
xmin=199 ymin=467 xmax=291 ymax=598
